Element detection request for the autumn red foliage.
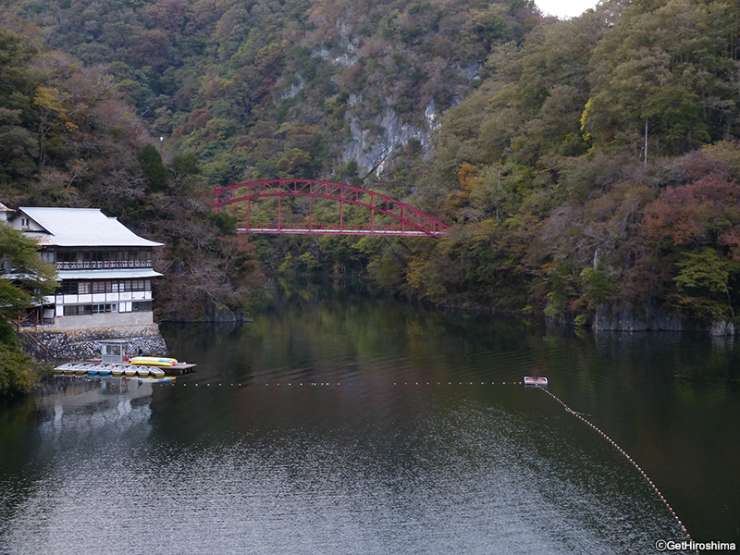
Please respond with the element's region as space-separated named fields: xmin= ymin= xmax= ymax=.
xmin=642 ymin=175 xmax=740 ymax=256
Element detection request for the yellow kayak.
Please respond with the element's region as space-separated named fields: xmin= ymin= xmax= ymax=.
xmin=129 ymin=356 xmax=178 ymax=367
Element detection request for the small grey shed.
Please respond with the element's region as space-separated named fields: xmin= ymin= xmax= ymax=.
xmin=99 ymin=340 xmax=130 ymax=364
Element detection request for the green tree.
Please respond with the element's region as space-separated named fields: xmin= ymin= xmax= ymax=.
xmin=0 ymin=30 xmax=39 ymax=181
xmin=580 ymin=264 xmax=615 ymax=310
xmin=137 ymin=144 xmax=168 ymax=192
xmin=583 ymin=0 xmax=738 ymax=156
xmin=0 ymin=225 xmax=56 ymax=322
xmin=673 ymin=248 xmax=735 ymax=320
xmin=0 ymin=343 xmax=36 ymax=399
xmin=0 ymin=225 xmax=56 ymax=398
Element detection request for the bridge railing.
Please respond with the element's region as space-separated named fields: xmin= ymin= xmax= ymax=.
xmin=214 ymin=179 xmax=450 ymax=237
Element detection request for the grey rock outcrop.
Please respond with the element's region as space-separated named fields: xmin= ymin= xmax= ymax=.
xmin=593 ymin=303 xmax=736 ymax=336
xmin=342 ymin=99 xmax=440 ymax=175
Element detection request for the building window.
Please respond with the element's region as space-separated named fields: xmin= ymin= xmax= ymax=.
xmin=63 ymin=305 xmax=88 ymax=316
xmin=59 ymin=280 xmax=153 ymax=296
xmin=55 ymin=249 xmax=153 ymax=270
xmin=63 ymin=304 xmax=116 ymax=316
xmin=59 ymin=281 xmax=78 ymax=295
xmin=86 ymin=280 xmax=152 ymax=293
xmin=123 ymin=280 xmax=151 ymax=292
xmin=132 ymin=301 xmax=152 ymax=312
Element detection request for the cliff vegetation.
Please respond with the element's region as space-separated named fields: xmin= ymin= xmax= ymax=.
xmin=1 ymin=0 xmax=738 ymax=333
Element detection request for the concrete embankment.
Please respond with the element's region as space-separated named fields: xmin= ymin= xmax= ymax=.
xmin=19 ymin=325 xmax=168 ymax=361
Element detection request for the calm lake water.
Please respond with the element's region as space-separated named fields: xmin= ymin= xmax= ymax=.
xmin=1 ymin=291 xmax=738 ymax=554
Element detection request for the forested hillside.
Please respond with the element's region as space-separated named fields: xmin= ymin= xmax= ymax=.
xmin=2 ymin=0 xmax=739 ymax=332
xmin=382 ymin=0 xmax=740 ymax=331
xmin=6 ymin=0 xmax=538 ymax=181
xmin=0 ymin=28 xmax=262 ymax=320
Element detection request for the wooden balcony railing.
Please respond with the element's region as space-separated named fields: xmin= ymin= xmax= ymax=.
xmin=56 ymin=260 xmax=153 ymax=271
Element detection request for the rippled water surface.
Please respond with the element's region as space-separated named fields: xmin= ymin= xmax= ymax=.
xmin=1 ymin=294 xmax=738 ymax=553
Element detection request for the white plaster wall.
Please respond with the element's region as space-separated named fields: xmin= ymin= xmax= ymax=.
xmin=50 ymin=311 xmax=154 ymax=331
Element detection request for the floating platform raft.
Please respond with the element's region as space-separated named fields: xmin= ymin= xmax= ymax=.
xmin=523 ymin=376 xmax=549 ymax=386
xmin=53 ymin=361 xmax=196 ymax=378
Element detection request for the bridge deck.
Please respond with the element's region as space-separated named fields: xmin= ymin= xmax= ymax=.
xmin=237 ymin=227 xmax=446 ymax=237
xmin=216 ymin=180 xmax=449 ymax=238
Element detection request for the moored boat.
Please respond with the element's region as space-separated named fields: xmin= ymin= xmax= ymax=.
xmin=53 ymin=343 xmax=196 ymax=379
xmin=129 ymin=356 xmax=178 ymax=367
xmin=523 ymin=376 xmax=548 ymax=386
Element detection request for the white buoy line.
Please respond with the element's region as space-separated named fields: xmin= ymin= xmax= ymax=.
xmin=154 ymin=380 xmax=525 ymax=388
xmin=53 ymin=373 xmax=694 ymax=544
xmin=538 ymin=386 xmax=693 ymax=544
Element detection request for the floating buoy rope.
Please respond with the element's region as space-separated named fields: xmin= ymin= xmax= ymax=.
xmin=46 ymin=372 xmax=694 ymax=544
xmin=537 ymin=386 xmax=693 ymax=545
xmin=49 ymin=376 xmax=527 ymax=388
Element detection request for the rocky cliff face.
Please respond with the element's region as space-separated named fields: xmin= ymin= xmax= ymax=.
xmin=309 ymin=12 xmax=483 ymax=177
xmin=342 ymin=98 xmax=440 ymax=175
xmin=593 ymin=304 xmax=736 ymax=336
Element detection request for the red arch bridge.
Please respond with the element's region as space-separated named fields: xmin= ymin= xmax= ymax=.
xmin=213 ymin=179 xmax=449 ymax=237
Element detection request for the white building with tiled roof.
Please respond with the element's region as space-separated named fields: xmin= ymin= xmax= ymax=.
xmin=2 ymin=205 xmax=163 ymax=331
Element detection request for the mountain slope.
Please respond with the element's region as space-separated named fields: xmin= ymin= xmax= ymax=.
xmin=7 ymin=0 xmax=540 ymax=182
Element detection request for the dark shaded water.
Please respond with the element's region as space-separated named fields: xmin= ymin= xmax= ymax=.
xmin=1 ymin=294 xmax=738 ymax=553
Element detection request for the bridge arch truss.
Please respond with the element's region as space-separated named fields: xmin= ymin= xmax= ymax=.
xmin=213 ymin=179 xmax=449 ymax=237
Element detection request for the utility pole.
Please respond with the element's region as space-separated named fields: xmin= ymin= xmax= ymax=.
xmin=643 ymin=119 xmax=649 ymax=167
xmin=495 ymin=167 xmax=501 ymax=224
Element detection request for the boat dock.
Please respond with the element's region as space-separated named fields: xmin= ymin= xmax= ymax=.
xmin=53 ymin=361 xmax=196 ymax=377
xmin=51 ymin=339 xmax=197 ymax=379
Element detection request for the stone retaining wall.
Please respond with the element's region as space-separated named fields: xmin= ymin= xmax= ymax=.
xmin=20 ymin=325 xmax=168 ymax=362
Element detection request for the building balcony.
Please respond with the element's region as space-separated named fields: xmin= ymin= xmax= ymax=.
xmin=45 ymin=291 xmax=153 ymax=305
xmin=56 ymin=260 xmax=153 ymax=270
